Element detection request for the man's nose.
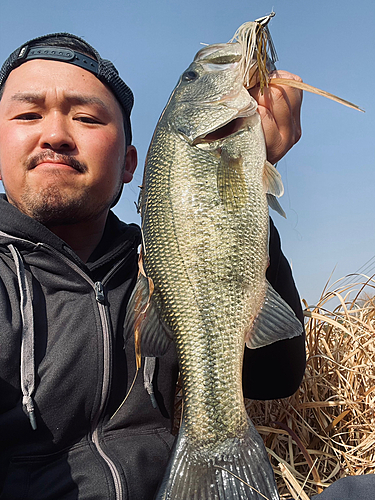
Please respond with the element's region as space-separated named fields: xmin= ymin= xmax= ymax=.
xmin=39 ymin=114 xmax=76 ymax=151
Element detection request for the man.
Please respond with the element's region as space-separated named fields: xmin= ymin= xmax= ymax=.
xmin=0 ymin=33 xmax=305 ymax=499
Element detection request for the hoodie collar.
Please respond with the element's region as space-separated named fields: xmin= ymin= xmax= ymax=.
xmin=0 ymin=194 xmax=141 ymax=275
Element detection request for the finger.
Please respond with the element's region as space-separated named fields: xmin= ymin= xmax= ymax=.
xmin=249 ymin=71 xmax=303 ymax=164
xmin=268 ymin=71 xmax=303 ymax=136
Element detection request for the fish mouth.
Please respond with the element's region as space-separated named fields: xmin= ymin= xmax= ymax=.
xmin=198 ymin=116 xmax=250 ymax=143
xmin=195 ymin=109 xmax=258 ymax=146
xmin=193 ymin=97 xmax=258 ymax=145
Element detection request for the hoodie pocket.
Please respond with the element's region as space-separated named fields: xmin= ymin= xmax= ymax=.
xmin=1 ymin=443 xmax=115 ymax=500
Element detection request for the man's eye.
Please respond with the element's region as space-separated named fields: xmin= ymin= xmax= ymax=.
xmin=75 ymin=116 xmax=102 ymax=124
xmin=14 ymin=113 xmax=41 ymax=120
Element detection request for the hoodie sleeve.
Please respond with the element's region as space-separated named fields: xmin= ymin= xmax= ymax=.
xmin=242 ymin=218 xmax=306 ymax=400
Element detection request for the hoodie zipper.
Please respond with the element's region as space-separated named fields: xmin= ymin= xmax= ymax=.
xmin=92 ymin=281 xmax=123 ymax=499
xmin=37 ymin=243 xmax=135 ymax=500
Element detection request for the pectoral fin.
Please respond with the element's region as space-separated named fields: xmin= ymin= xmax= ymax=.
xmin=217 ymin=150 xmax=248 ymax=211
xmin=245 ymin=280 xmax=303 ymax=349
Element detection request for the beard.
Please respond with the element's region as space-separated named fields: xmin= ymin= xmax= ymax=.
xmin=18 ymin=177 xmax=122 ymax=227
xmin=20 ymin=184 xmax=93 ymax=225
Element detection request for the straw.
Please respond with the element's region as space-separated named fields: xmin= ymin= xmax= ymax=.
xmin=247 ymin=274 xmax=375 ymax=497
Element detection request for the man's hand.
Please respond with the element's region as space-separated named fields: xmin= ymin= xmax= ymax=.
xmin=249 ymin=70 xmax=303 ymax=165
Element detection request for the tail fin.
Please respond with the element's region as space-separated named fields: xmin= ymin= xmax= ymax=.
xmin=155 ymin=418 xmax=280 ymax=499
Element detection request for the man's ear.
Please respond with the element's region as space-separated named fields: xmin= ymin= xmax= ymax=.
xmin=123 ymin=145 xmax=137 ymax=184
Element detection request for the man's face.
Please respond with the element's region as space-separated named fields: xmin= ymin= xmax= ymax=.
xmin=0 ymin=59 xmax=137 ymax=225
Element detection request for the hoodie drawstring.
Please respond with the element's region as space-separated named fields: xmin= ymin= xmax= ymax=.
xmin=8 ymin=243 xmax=158 ymax=427
xmin=8 ymin=244 xmax=37 ymax=430
xmin=143 ymin=356 xmax=158 ymax=409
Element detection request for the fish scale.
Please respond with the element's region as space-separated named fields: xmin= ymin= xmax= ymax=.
xmin=145 ymin=129 xmax=263 ymax=440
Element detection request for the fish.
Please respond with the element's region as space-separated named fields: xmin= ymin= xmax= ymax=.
xmin=126 ymin=13 xmax=303 ymax=500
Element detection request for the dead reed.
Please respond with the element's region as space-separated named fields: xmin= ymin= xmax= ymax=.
xmin=247 ymin=274 xmax=375 ymax=498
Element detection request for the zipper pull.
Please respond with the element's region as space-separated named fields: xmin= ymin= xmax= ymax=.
xmin=95 ymin=281 xmax=105 ymax=303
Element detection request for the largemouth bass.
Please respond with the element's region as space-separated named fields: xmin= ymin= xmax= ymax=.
xmin=127 ymin=13 xmax=303 ymax=500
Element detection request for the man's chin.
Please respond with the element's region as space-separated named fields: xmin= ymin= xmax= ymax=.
xmin=18 ymin=186 xmax=97 ymax=226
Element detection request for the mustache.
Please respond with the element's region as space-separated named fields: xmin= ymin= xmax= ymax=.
xmin=27 ymin=152 xmax=88 ymax=173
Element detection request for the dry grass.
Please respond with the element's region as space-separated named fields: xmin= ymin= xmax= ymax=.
xmin=247 ymin=274 xmax=375 ymax=498
xmin=173 ymin=274 xmax=375 ymax=498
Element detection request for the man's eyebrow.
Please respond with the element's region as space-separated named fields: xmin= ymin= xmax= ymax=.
xmin=10 ymin=92 xmax=108 ymax=110
xmin=10 ymin=92 xmax=44 ymax=103
xmin=66 ymin=95 xmax=108 ymax=110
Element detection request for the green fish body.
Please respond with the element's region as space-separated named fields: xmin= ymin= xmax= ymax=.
xmin=127 ymin=20 xmax=302 ymax=500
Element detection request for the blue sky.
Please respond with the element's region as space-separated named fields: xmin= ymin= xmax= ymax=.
xmin=0 ymin=0 xmax=374 ymax=305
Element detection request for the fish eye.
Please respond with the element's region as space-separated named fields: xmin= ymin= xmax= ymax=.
xmin=182 ymin=71 xmax=198 ymax=82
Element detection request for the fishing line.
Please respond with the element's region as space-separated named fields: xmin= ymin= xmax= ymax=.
xmin=278 ymin=157 xmax=302 ymax=241
xmin=111 ymin=368 xmax=139 ymax=420
xmin=213 ymin=466 xmax=271 ymax=500
xmin=336 ymin=255 xmax=375 ymax=288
